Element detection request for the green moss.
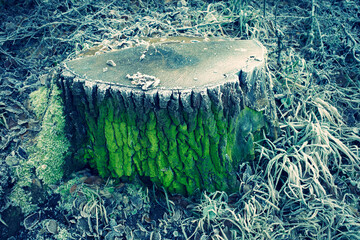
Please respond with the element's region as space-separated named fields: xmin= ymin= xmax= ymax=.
xmin=10 ymin=82 xmax=72 ymax=214
xmin=29 ymin=84 xmax=70 ymax=185
xmin=29 ymin=86 xmax=49 ymax=118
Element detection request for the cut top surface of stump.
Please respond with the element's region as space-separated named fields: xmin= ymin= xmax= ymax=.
xmin=65 ymin=39 xmax=265 ymax=89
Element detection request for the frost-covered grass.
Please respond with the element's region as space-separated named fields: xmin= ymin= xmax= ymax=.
xmin=183 ymin=53 xmax=360 ymax=239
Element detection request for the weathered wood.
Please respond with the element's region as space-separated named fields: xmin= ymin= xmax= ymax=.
xmin=58 ymin=38 xmax=275 ymax=195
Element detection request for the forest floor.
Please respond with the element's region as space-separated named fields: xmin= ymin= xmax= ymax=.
xmin=0 ymin=0 xmax=359 ymax=239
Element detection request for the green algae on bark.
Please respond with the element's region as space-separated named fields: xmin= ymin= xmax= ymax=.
xmin=59 ymin=75 xmax=269 ymax=195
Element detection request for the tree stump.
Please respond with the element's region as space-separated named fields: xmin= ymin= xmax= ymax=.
xmin=58 ymin=38 xmax=275 ymax=195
